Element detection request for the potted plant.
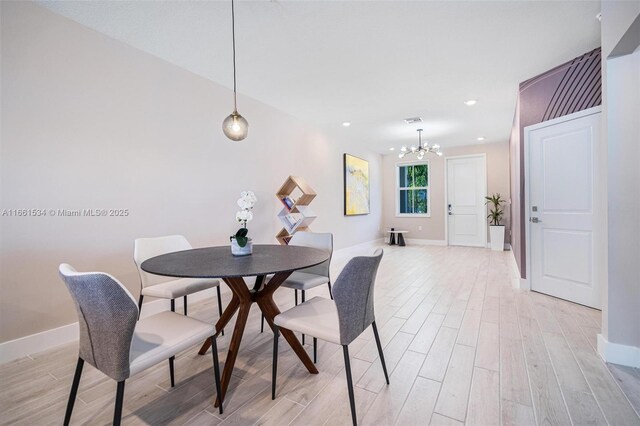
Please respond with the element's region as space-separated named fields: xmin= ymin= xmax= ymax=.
xmin=230 ymin=191 xmax=257 ymax=256
xmin=485 ymin=193 xmax=505 ymax=251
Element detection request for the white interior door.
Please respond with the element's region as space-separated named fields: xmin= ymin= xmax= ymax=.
xmin=528 ymin=110 xmax=601 ymax=308
xmin=447 ymin=155 xmax=487 ymax=247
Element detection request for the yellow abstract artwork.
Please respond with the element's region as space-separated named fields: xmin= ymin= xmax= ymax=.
xmin=344 ymin=154 xmax=370 ymax=215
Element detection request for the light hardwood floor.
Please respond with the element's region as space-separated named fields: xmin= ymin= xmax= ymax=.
xmin=1 ymin=245 xmax=639 ymax=425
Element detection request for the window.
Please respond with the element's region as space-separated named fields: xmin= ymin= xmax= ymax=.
xmin=396 ymin=161 xmax=430 ymax=216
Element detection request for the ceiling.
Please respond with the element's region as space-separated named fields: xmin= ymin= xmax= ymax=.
xmin=37 ymin=1 xmax=601 ymax=153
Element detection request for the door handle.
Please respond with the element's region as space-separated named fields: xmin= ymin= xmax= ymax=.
xmin=448 ymin=204 xmax=453 ymax=215
xmin=530 ymin=217 xmax=541 ymax=223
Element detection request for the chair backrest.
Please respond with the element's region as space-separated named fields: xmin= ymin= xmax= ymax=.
xmin=134 ymin=235 xmax=193 ymax=288
xmin=58 ymin=264 xmax=138 ymax=382
xmin=332 ymin=249 xmax=384 ymax=345
xmin=289 ymin=232 xmax=333 ymax=278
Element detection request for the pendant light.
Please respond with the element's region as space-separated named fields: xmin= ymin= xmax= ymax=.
xmin=222 ymin=0 xmax=249 ymax=141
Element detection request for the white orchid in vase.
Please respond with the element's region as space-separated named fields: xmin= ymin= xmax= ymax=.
xmin=232 ymin=191 xmax=257 ymax=248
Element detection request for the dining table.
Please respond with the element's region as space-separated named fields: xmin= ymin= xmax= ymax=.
xmin=140 ymin=244 xmax=330 ymax=407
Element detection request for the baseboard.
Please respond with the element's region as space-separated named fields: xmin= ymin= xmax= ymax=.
xmin=0 ymin=286 xmax=224 ymax=364
xmin=508 ymin=249 xmax=528 ymax=289
xmin=332 ymin=238 xmax=385 ymax=259
xmin=597 ymin=334 xmax=640 ymax=368
xmin=0 ymin=322 xmax=80 ymax=364
xmin=405 ymin=238 xmax=447 ymax=246
xmin=0 ymin=237 xmax=386 ymax=364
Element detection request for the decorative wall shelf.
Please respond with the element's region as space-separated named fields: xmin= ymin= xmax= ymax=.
xmin=275 ymin=176 xmax=317 ymax=245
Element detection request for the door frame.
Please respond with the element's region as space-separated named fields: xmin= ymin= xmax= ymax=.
xmin=524 ymin=106 xmax=602 ymax=291
xmin=444 ymin=153 xmax=488 ymax=247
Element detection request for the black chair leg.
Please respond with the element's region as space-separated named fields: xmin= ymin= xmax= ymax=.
xmin=294 ymin=289 xmax=298 ymax=306
xmin=216 ymin=286 xmax=224 ymax=336
xmin=63 ymin=358 xmax=84 ymax=426
xmin=342 ymin=346 xmax=357 ymax=426
xmin=301 ymin=290 xmax=306 ymax=345
xmin=137 ymin=295 xmax=144 ymax=319
xmin=327 ymin=281 xmax=333 ymax=300
xmin=183 ymin=295 xmax=188 ymax=315
xmin=372 ymin=321 xmax=390 ymax=384
xmin=169 ymin=356 xmax=175 ymax=387
xmin=261 ymin=314 xmax=265 ymax=333
xmin=113 ymin=380 xmax=125 ymax=426
xmin=272 ymin=326 xmax=279 ymax=400
xmin=170 ymin=299 xmax=175 ymax=312
xmin=313 ymin=337 xmax=317 ymax=364
xmin=211 ymin=335 xmax=223 ymax=414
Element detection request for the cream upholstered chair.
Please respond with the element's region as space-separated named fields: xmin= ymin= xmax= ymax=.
xmin=134 ymin=235 xmax=223 ymax=323
xmin=271 ymin=249 xmax=387 ymax=426
xmin=261 ymin=232 xmax=333 ymax=343
xmin=59 ymin=264 xmax=222 ymax=426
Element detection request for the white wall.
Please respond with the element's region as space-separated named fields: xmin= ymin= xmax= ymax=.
xmin=381 ymin=141 xmax=510 ymax=243
xmin=604 ymin=48 xmax=640 ymax=349
xmin=599 ymin=1 xmax=640 ymax=365
xmin=0 ymin=2 xmax=382 ymax=343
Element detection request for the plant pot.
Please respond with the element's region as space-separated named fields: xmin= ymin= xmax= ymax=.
xmin=231 ymin=237 xmax=253 ymax=256
xmin=489 ymin=225 xmax=505 ymax=251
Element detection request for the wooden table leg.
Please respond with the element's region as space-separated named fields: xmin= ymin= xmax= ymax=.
xmin=198 ymin=293 xmax=240 ymax=355
xmin=255 ymin=272 xmax=319 ymax=375
xmin=214 ymin=277 xmax=253 ymax=408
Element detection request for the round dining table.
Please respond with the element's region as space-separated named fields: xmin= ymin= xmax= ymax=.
xmin=140 ymin=244 xmax=330 ymax=407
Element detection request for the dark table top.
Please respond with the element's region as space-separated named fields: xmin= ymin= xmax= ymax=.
xmin=140 ymin=244 xmax=329 ymax=279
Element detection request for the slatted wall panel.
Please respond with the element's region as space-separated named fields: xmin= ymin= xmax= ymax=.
xmin=542 ymin=48 xmax=602 ymax=121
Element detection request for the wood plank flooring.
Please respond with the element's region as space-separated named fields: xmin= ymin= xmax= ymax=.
xmin=1 ymin=245 xmax=639 ymax=425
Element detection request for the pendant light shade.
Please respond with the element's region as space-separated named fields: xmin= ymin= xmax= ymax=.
xmin=223 ymin=110 xmax=249 ymax=141
xmin=222 ymin=0 xmax=248 ymax=141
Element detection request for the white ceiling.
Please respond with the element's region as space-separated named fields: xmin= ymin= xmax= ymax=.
xmin=37 ymin=1 xmax=601 ymax=153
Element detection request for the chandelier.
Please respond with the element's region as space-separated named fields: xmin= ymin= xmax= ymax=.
xmin=222 ymin=0 xmax=249 ymax=141
xmin=398 ymin=129 xmax=442 ymax=160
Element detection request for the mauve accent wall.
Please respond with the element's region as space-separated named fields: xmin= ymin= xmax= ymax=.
xmin=510 ymin=48 xmax=602 ymax=278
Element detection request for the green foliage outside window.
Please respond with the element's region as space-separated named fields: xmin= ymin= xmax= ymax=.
xmin=398 ymin=163 xmax=429 ymax=214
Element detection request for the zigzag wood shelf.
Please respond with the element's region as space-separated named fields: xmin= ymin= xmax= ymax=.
xmin=275 ymin=176 xmax=317 ymax=245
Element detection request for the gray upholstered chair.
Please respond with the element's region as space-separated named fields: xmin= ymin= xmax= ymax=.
xmin=59 ymin=264 xmax=222 ymax=426
xmin=134 ymin=235 xmax=224 ymax=326
xmin=271 ymin=249 xmax=387 ymax=426
xmin=261 ymin=232 xmax=333 ymax=344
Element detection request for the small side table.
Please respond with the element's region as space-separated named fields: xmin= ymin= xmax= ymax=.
xmin=386 ymin=230 xmax=408 ymax=246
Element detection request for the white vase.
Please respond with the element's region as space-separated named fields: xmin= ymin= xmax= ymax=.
xmin=489 ymin=225 xmax=505 ymax=251
xmin=230 ymin=237 xmax=253 ymax=256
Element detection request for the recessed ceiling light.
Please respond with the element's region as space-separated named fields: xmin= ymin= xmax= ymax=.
xmin=389 ymin=147 xmax=395 ymax=151
xmin=477 ymin=136 xmax=485 ymax=141
xmin=404 ymin=117 xmax=423 ymax=124
xmin=464 ymin=100 xmax=477 ymax=106
xmin=342 ymin=122 xmax=351 ymax=127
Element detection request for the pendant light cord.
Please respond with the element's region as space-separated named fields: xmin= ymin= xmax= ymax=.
xmin=231 ymin=0 xmax=238 ymax=112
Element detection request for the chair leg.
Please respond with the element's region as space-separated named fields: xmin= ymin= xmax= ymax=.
xmin=63 ymin=358 xmax=84 ymax=426
xmin=342 ymin=346 xmax=357 ymax=426
xmin=171 ymin=299 xmax=175 ymax=312
xmin=327 ymin=281 xmax=334 ymax=300
xmin=183 ymin=295 xmax=188 ymax=316
xmin=272 ymin=326 xmax=279 ymax=400
xmin=295 ymin=289 xmax=298 ymax=306
xmin=261 ymin=314 xmax=265 ymax=333
xmin=169 ymin=356 xmax=175 ymax=387
xmin=301 ymin=290 xmax=306 ymax=345
xmin=372 ymin=321 xmax=390 ymax=385
xmin=211 ymin=335 xmax=223 ymax=415
xmin=113 ymin=380 xmax=125 ymax=426
xmin=137 ymin=295 xmax=144 ymax=319
xmin=216 ymin=286 xmax=224 ymax=336
xmin=313 ymin=337 xmax=317 ymax=364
